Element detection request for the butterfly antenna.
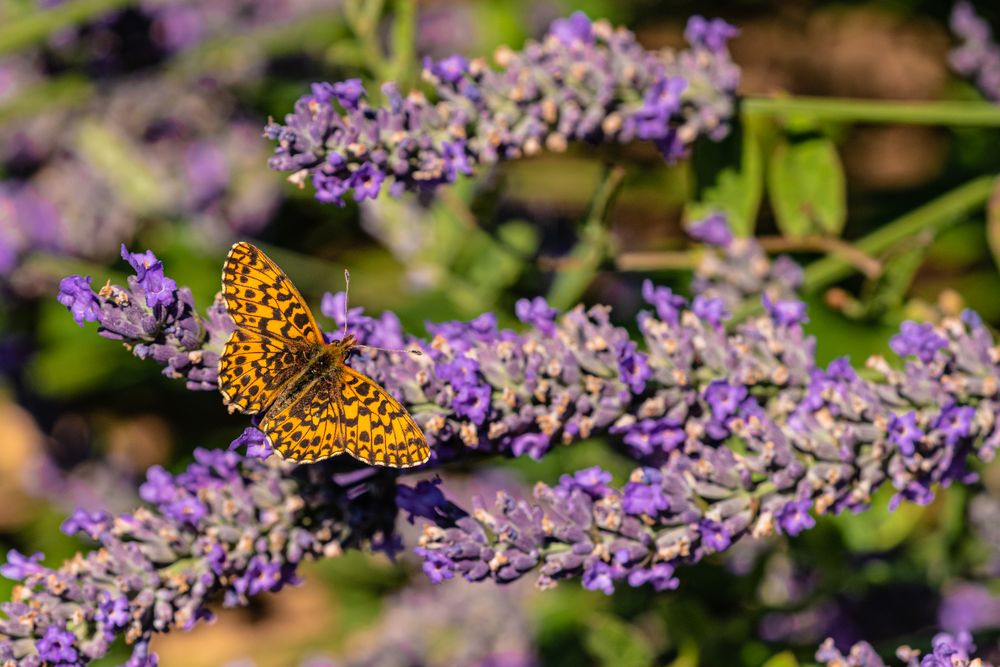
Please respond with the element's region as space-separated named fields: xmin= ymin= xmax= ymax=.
xmin=356 ymin=343 xmax=424 ymax=357
xmin=342 ymin=270 xmax=421 ymax=357
xmin=343 ymin=269 xmax=350 ymax=339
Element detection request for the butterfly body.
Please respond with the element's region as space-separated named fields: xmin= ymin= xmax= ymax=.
xmin=218 ymin=243 xmax=429 ymax=467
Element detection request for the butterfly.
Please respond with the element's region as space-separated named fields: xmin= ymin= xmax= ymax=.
xmin=218 ymin=242 xmax=430 ymax=468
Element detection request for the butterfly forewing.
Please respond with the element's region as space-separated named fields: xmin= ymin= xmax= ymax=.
xmin=259 ymin=376 xmax=346 ymax=463
xmin=217 ymin=328 xmax=318 ymax=414
xmin=219 ymin=241 xmax=429 ymax=467
xmin=222 ymin=242 xmax=324 ymax=344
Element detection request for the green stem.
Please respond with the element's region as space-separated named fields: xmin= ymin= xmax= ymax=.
xmin=743 ymin=96 xmax=1000 ymax=126
xmin=546 ymin=165 xmax=626 ymax=310
xmin=0 ymin=0 xmax=137 ymax=55
xmin=0 ymin=75 xmax=92 ymax=123
xmin=386 ymin=0 xmax=417 ymax=86
xmin=802 ymin=175 xmax=997 ymax=291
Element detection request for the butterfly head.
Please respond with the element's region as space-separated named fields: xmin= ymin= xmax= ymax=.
xmin=330 ymin=333 xmax=358 ymax=361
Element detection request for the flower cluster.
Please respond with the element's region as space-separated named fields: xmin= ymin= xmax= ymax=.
xmin=43 ymin=219 xmax=1000 ymax=662
xmin=0 ymin=446 xmax=399 ymax=666
xmin=402 ymin=254 xmax=1000 ymax=590
xmin=265 ymin=13 xmax=739 ymax=205
xmin=816 ymin=632 xmax=994 ymax=667
xmin=949 ymin=1 xmax=1000 ymax=102
xmin=317 ymin=579 xmax=538 ymax=667
xmin=57 ymin=245 xmax=232 ymax=390
xmin=688 ymin=212 xmax=805 ymax=312
xmin=0 ymin=0 xmax=346 ymax=290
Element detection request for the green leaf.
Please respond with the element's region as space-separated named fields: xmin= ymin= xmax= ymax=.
xmin=0 ymin=0 xmax=135 ymax=55
xmin=75 ymin=121 xmax=172 ymax=216
xmin=832 ymin=485 xmax=925 ymax=552
xmin=986 ymin=177 xmax=1000 ymax=271
xmin=768 ymin=137 xmax=846 ymax=237
xmin=687 ymin=120 xmax=763 ymax=236
xmin=584 ymin=613 xmax=655 ymax=667
xmin=760 ymin=651 xmax=801 ymax=667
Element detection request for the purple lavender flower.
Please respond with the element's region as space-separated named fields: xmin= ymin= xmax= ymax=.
xmin=891 ymin=321 xmax=949 ymax=363
xmin=689 ymin=215 xmax=804 ymax=311
xmin=121 ymin=244 xmax=178 ymax=308
xmin=692 ymin=295 xmax=729 ymax=327
xmin=641 ymin=280 xmax=687 ymax=324
xmin=36 ymin=624 xmax=78 ymax=665
xmin=57 ymin=275 xmax=101 ymax=327
xmin=515 ymin=297 xmax=558 ymax=336
xmin=685 ymin=16 xmax=741 ymax=53
xmin=550 ymin=11 xmax=594 ymax=46
xmin=775 ymin=499 xmax=816 ymax=537
xmin=267 ymin=14 xmax=739 ymax=202
xmin=582 ymin=560 xmax=619 ymax=595
xmin=934 ymin=404 xmax=976 ymax=446
xmin=425 ymin=54 xmax=469 ymax=84
xmin=763 ymin=293 xmax=809 ymax=327
xmin=949 ymin=2 xmax=1000 ymax=102
xmin=621 ymin=479 xmax=670 ymax=516
xmin=888 ymin=412 xmax=924 ymax=457
xmin=347 ymin=163 xmax=386 ymax=201
xmin=228 ymin=426 xmax=273 ymax=460
xmin=687 ymin=212 xmax=733 ymax=247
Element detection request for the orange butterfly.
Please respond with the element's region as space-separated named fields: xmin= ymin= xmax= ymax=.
xmin=218 ymin=242 xmax=429 ymax=467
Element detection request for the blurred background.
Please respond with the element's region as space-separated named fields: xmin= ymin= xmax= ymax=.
xmin=2 ymin=0 xmax=1000 ymax=665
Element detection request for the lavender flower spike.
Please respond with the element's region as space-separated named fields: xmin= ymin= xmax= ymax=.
xmin=816 ymin=631 xmax=993 ymax=667
xmin=266 ymin=13 xmax=739 ymax=204
xmin=56 ymin=219 xmax=1000 ymax=596
xmin=405 ymin=239 xmax=1000 ymax=589
xmin=0 ymin=448 xmax=399 ymax=666
xmin=57 ymin=246 xmax=233 ymax=390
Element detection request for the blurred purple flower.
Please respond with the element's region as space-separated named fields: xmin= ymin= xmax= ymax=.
xmin=891 ymin=321 xmax=948 ymax=363
xmin=939 ymin=582 xmax=1000 ymax=633
xmin=816 ymin=631 xmax=988 ymax=667
xmin=687 ymin=212 xmax=733 ymax=247
xmin=550 ymin=12 xmax=594 ymax=46
xmin=949 ymin=2 xmax=1000 ymax=102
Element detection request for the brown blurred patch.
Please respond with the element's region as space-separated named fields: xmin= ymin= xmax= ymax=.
xmin=731 ymin=7 xmax=949 ymax=100
xmin=0 ymin=397 xmax=45 ymax=528
xmin=104 ymin=413 xmax=173 ymax=472
xmin=841 ymin=125 xmax=947 ymax=190
xmin=151 ymin=576 xmax=337 ymax=667
xmin=641 ymin=7 xmax=952 ymax=191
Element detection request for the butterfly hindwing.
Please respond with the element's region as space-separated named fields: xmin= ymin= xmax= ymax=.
xmin=339 ymin=366 xmax=430 ymax=468
xmin=259 ymin=376 xmax=345 ymax=463
xmin=217 ymin=328 xmax=317 ymax=415
xmin=222 ymin=242 xmax=324 ymax=344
